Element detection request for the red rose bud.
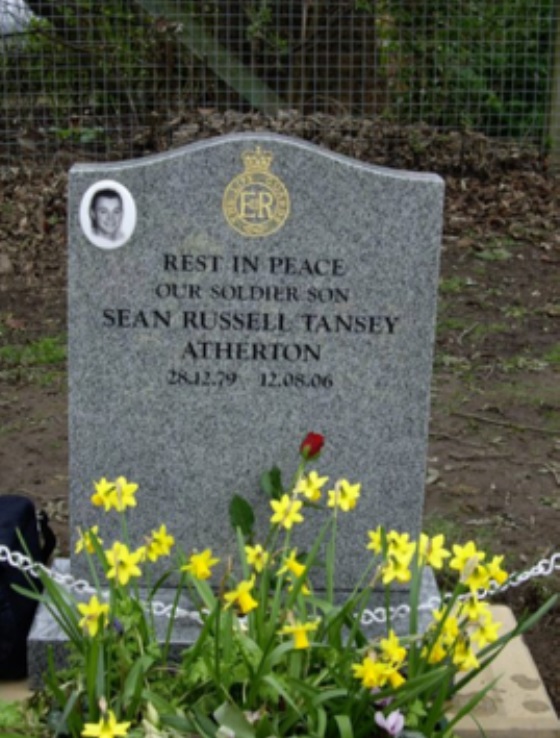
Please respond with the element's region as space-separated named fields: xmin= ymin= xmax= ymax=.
xmin=300 ymin=432 xmax=324 ymax=460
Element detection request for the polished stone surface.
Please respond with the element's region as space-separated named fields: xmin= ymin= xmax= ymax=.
xmin=68 ymin=133 xmax=444 ymax=586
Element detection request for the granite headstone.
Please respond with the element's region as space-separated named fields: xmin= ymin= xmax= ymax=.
xmin=68 ymin=132 xmax=444 ymax=587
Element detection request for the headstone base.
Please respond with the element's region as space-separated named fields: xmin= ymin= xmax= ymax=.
xmin=27 ymin=558 xmax=439 ymax=689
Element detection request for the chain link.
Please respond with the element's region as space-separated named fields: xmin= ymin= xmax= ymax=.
xmin=2 ymin=544 xmax=559 ymax=625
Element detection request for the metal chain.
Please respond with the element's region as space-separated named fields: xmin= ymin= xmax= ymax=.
xmin=1 ymin=544 xmax=559 ymax=625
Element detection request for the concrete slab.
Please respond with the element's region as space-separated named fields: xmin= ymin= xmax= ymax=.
xmin=451 ymin=606 xmax=560 ymax=738
xmin=0 ymin=679 xmax=31 ymax=702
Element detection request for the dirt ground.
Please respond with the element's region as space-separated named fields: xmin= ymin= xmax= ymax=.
xmin=0 ymin=114 xmax=559 ymax=711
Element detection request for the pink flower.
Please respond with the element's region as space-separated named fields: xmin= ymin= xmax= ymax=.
xmin=374 ymin=709 xmax=405 ymax=736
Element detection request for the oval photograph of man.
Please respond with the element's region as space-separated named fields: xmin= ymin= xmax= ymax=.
xmin=79 ymin=180 xmax=137 ymax=249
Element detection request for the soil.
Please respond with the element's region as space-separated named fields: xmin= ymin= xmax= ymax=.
xmin=1 ymin=113 xmax=559 ymax=711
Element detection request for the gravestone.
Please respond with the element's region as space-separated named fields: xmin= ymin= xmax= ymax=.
xmin=28 ymin=133 xmax=445 ymax=683
xmin=67 ymin=132 xmax=444 ymax=584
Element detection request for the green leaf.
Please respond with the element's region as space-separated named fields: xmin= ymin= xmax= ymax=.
xmin=123 ymin=655 xmax=155 ymax=711
xmin=229 ymin=494 xmax=255 ymax=537
xmin=214 ymin=702 xmax=256 ymax=738
xmin=335 ymin=714 xmax=354 ymax=738
xmin=260 ymin=466 xmax=283 ymax=499
xmin=0 ymin=700 xmax=23 ymax=729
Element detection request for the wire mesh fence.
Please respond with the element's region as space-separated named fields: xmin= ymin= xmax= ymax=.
xmin=0 ymin=0 xmax=557 ymax=163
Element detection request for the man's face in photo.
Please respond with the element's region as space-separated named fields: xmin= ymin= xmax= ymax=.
xmin=91 ymin=194 xmax=123 ymax=240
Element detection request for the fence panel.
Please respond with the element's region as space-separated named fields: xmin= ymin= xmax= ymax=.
xmin=0 ymin=0 xmax=556 ymax=162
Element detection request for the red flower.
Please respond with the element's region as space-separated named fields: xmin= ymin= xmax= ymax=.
xmin=300 ymin=433 xmax=324 ymax=460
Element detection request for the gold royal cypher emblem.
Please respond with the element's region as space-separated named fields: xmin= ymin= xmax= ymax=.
xmin=223 ymin=146 xmax=290 ymax=237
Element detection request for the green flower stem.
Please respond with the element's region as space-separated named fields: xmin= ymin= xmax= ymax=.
xmin=415 ymin=584 xmax=463 ymax=677
xmin=407 ymin=552 xmax=422 ymax=674
xmin=162 ymin=572 xmax=187 ymax=662
xmin=288 ymin=649 xmax=305 ymax=681
xmin=326 ymin=509 xmax=337 ymax=604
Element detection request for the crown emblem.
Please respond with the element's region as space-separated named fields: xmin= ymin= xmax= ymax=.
xmin=241 ymin=146 xmax=274 ymax=173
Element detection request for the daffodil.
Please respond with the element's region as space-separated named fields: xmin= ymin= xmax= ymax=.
xmin=460 ymin=597 xmax=492 ymax=623
xmin=270 ymin=494 xmax=304 ymax=529
xmin=381 ymin=555 xmax=413 ymax=585
xmin=181 ymin=549 xmax=220 ymax=580
xmin=431 ymin=608 xmax=460 ymax=645
xmin=143 ymin=524 xmax=175 ymax=562
xmin=75 ymin=526 xmax=103 ymax=555
xmin=82 ymin=709 xmax=131 ymax=738
xmin=111 ymin=476 xmax=139 ymax=512
xmin=294 ymin=470 xmax=329 ymax=502
xmin=453 ymin=638 xmax=480 ymax=672
xmin=379 ymin=629 xmax=406 ymax=667
xmin=91 ymin=478 xmax=116 ymax=511
xmin=422 ymin=636 xmax=448 ymax=664
xmin=224 ymin=576 xmax=258 ymax=614
xmin=327 ymin=479 xmax=361 ymax=512
xmin=418 ymin=533 xmax=450 ymax=569
xmin=352 ymin=654 xmax=395 ymax=690
xmin=105 ymin=541 xmax=142 ymax=586
xmin=386 ymin=531 xmax=416 ymax=561
xmin=471 ymin=614 xmax=501 ymax=648
xmin=278 ymin=549 xmax=311 ymax=594
xmin=279 ymin=618 xmax=319 ymax=649
xmin=464 ymin=562 xmax=491 ymax=592
xmin=449 ymin=541 xmax=485 ymax=578
xmin=366 ymin=526 xmax=383 ymax=555
xmin=486 ymin=554 xmax=508 ymax=585
xmin=244 ymin=543 xmax=269 ymax=573
xmin=77 ymin=595 xmax=110 ymax=638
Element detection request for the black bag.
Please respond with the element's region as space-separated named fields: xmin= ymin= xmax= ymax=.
xmin=0 ymin=494 xmax=56 ymax=680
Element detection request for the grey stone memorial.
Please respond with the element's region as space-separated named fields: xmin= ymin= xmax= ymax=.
xmin=29 ymin=133 xmax=444 ymax=678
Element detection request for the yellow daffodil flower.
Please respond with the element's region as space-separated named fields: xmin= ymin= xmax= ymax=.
xmin=366 ymin=525 xmax=383 ymax=554
xmin=224 ymin=576 xmax=258 ymax=614
xmin=270 ymin=494 xmax=304 ymax=529
xmin=379 ymin=629 xmax=406 ymax=667
xmin=460 ymin=597 xmax=492 ymax=623
xmin=381 ymin=556 xmax=413 ymax=585
xmin=294 ymin=470 xmax=329 ymax=502
xmin=431 ymin=608 xmax=460 ymax=645
xmin=386 ymin=667 xmax=406 ymax=689
xmin=75 ymin=526 xmax=103 ymax=555
xmin=352 ymin=654 xmax=397 ymax=690
xmin=82 ymin=709 xmax=131 ymax=738
xmin=464 ymin=563 xmax=491 ymax=592
xmin=111 ymin=476 xmax=139 ymax=512
xmin=418 ymin=533 xmax=450 ymax=569
xmin=143 ymin=524 xmax=175 ymax=562
xmin=278 ymin=549 xmax=311 ymax=594
xmin=486 ymin=555 xmax=508 ymax=585
xmin=327 ymin=479 xmax=361 ymax=512
xmin=244 ymin=544 xmax=269 ymax=573
xmin=105 ymin=541 xmax=142 ymax=586
xmin=91 ymin=478 xmax=116 ymax=511
xmin=449 ymin=541 xmax=485 ymax=576
xmin=279 ymin=618 xmax=319 ymax=649
xmin=181 ymin=549 xmax=220 ymax=580
xmin=386 ymin=531 xmax=416 ymax=561
xmin=77 ymin=595 xmax=109 ymax=638
xmin=471 ymin=615 xmax=501 ymax=648
xmin=453 ymin=639 xmax=480 ymax=672
xmin=422 ymin=637 xmax=448 ymax=664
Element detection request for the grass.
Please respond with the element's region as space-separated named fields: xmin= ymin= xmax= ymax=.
xmin=543 ymin=343 xmax=560 ymax=367
xmin=0 ymin=335 xmax=66 ymax=367
xmin=439 ymin=276 xmax=473 ymax=295
xmin=0 ymin=334 xmax=67 ymax=384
